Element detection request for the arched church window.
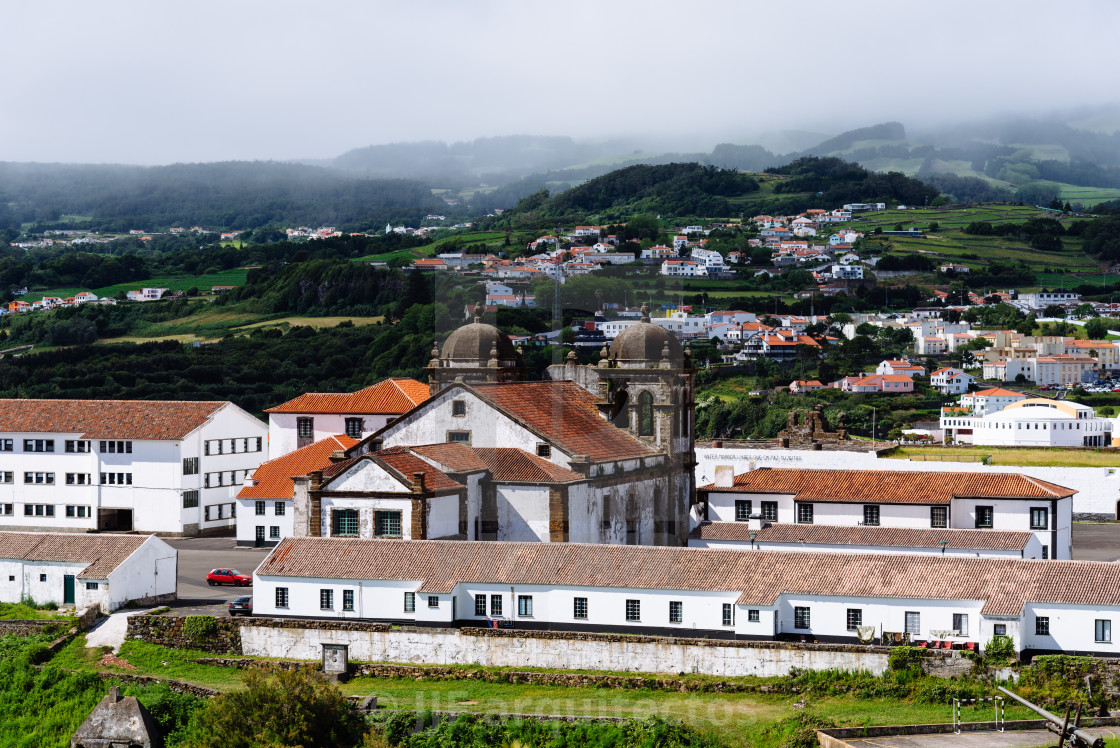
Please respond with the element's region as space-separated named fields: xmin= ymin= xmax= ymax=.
xmin=638 ymin=392 xmax=654 ymax=436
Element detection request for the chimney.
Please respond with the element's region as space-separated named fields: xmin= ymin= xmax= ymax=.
xmin=412 ymin=472 xmax=426 ymax=494
xmin=330 ymin=450 xmax=347 ymax=463
xmin=308 ymin=470 xmax=323 ymax=492
xmin=714 ymin=465 xmax=734 ymax=488
xmin=748 ymin=513 xmax=763 ymax=531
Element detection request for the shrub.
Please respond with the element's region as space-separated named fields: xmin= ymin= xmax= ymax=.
xmin=888 ymin=646 xmax=926 ymax=672
xmin=181 ymin=615 xmax=218 ymax=643
xmin=20 ymin=642 xmax=51 ymax=666
xmin=984 ymin=635 xmax=1016 ymax=665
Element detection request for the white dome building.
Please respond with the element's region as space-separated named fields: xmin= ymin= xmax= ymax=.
xmin=942 ymin=398 xmax=1112 ymax=447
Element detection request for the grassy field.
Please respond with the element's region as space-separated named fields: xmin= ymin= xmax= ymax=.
xmin=355 ymin=231 xmax=508 ymax=263
xmin=886 ymin=445 xmax=1120 ymax=467
xmin=21 ymin=268 xmax=250 ymax=302
xmin=50 ymin=637 xmax=1041 ymax=748
xmin=90 ymin=308 xmax=389 ymax=345
xmin=0 ymin=603 xmax=74 ymax=621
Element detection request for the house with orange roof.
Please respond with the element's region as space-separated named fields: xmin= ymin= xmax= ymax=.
xmin=959 ymin=388 xmax=1027 ymax=416
xmin=931 ymin=367 xmax=975 ymax=394
xmin=7 ymin=300 xmax=30 ymax=313
xmin=842 ymin=374 xmax=914 ymax=394
xmin=875 ymin=360 xmax=925 ymax=377
xmin=235 ymin=434 xmax=358 ymax=546
xmin=789 ymin=379 xmax=824 ymax=393
xmin=265 ymin=378 xmax=430 ymax=457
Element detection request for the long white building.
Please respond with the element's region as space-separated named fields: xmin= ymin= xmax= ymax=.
xmin=0 ymin=399 xmax=267 ymax=535
xmin=252 ymin=536 xmax=1120 ymax=657
xmin=697 ymin=467 xmax=1073 ymax=560
xmin=941 ymin=399 xmax=1113 ymax=448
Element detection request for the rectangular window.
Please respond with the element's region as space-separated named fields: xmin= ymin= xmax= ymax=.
xmin=931 ymin=506 xmax=947 ymax=528
xmin=66 ymin=505 xmax=75 ymax=517
xmin=625 ymin=599 xmax=641 ymax=622
xmin=904 ymin=611 xmax=921 ymax=636
xmin=40 ymin=574 xmax=46 ymax=582
xmin=404 ymin=592 xmax=415 ymax=612
xmin=85 ymin=582 xmax=98 ymax=590
xmin=1035 ymin=616 xmax=1049 ymax=636
xmin=748 ymin=609 xmax=760 ymax=623
xmin=796 ymin=503 xmax=813 ymax=524
xmin=343 ymin=590 xmax=354 ymax=611
xmin=270 ymin=526 xmax=280 ymax=539
xmin=0 ymin=439 xmax=11 ymax=451
xmin=183 ymin=457 xmax=198 ymax=475
xmin=275 ymin=587 xmax=289 ymax=608
xmin=862 ymin=505 xmax=880 ymax=526
xmin=975 ymin=506 xmax=994 ymax=529
xmin=204 ymin=506 xmax=211 ymax=521
xmin=794 ymin=606 xmax=811 ymax=629
xmin=65 ymin=473 xmax=89 ymax=485
xmin=722 ymin=603 xmax=733 ymax=626
xmin=1096 ymin=619 xmax=1111 ymax=643
xmin=0 ymin=472 xmax=11 ymax=483
xmin=345 ymin=418 xmax=363 ymax=439
xmin=518 ymin=595 xmax=533 ymax=617
xmin=536 ymin=444 xmax=551 ymax=458
xmin=735 ymin=500 xmax=752 ymax=522
xmin=846 ymin=609 xmax=863 ymax=631
xmin=65 ymin=440 xmax=89 ymax=453
xmin=297 ymin=418 xmax=313 ymax=437
xmin=24 ymin=439 xmax=54 ymax=452
xmin=320 ymin=589 xmax=333 ymax=610
xmin=255 ymin=501 xmax=266 ymax=516
xmin=274 ymin=501 xmax=285 ymax=516
xmin=953 ymin=613 xmax=969 ymax=636
xmin=448 ymin=431 xmax=471 ymax=444
xmin=452 ymin=400 xmax=466 ymax=416
xmin=255 ymin=437 xmax=263 ymax=452
xmin=374 ymin=510 xmax=401 ymax=538
xmin=24 ymin=472 xmax=54 ymax=484
xmin=0 ymin=504 xmax=12 ymax=516
xmin=183 ymin=490 xmax=199 ymax=509
xmin=490 ymin=595 xmax=502 ymax=617
xmin=1030 ymin=507 xmax=1048 ymax=530
xmin=1042 ymin=546 xmax=1049 ymax=560
xmin=761 ymin=501 xmax=778 ymax=522
xmin=332 ymin=509 xmax=360 ymax=537
xmin=573 ymin=597 xmax=588 ymax=619
xmin=475 ymin=594 xmax=487 ymax=616
xmin=669 ymin=600 xmax=682 ymax=623
xmin=428 ymin=595 xmax=439 ymax=609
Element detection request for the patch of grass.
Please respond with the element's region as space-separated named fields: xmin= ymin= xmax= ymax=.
xmin=886 ymin=445 xmax=1120 ymax=467
xmin=0 ymin=602 xmax=73 ymax=621
xmin=22 ymin=268 xmax=250 ymax=302
xmin=51 ymin=636 xmax=249 ymax=691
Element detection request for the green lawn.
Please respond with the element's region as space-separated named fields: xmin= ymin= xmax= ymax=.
xmin=886 ymin=445 xmax=1120 ymax=468
xmin=0 ymin=603 xmax=74 ymax=621
xmin=22 ymin=268 xmax=250 ymax=302
xmin=355 ymin=231 xmax=508 ymax=262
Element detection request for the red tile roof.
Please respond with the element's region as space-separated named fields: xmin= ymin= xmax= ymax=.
xmin=410 ymin=443 xmax=489 ymax=473
xmin=238 ymin=435 xmax=358 ymax=499
xmin=472 ymin=448 xmax=583 ymax=483
xmin=0 ymin=532 xmax=153 ymax=579
xmin=256 ymin=537 xmax=1120 ymax=615
xmin=689 ymin=522 xmax=1033 ymax=551
xmin=698 ymin=468 xmax=1074 ymax=504
xmin=265 ymin=378 xmax=428 ymax=415
xmin=0 ymin=399 xmax=228 ymax=440
xmin=469 ymin=382 xmax=654 ymax=462
xmin=319 ymin=448 xmax=463 ymax=493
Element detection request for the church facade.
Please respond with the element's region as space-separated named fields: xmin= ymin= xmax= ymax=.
xmin=290 ymin=307 xmax=695 ymax=546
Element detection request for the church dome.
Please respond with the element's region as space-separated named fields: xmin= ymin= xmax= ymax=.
xmin=609 ymin=305 xmax=684 ymax=364
xmin=440 ymin=319 xmax=518 ymax=363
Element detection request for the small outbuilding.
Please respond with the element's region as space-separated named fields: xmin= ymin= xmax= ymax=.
xmin=71 ymin=686 xmax=162 ymax=748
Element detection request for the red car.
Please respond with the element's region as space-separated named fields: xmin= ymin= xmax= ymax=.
xmin=206 ymin=568 xmax=252 ymax=587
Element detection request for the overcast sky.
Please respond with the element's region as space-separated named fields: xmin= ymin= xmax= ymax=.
xmin=3 ymin=0 xmax=1118 ymax=165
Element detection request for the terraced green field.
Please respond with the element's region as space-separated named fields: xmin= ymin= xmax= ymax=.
xmin=21 ymin=268 xmax=250 ymax=302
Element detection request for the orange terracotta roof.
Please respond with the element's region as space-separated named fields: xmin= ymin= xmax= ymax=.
xmin=689 ymin=522 xmax=1033 ymax=551
xmin=257 ymin=537 xmax=1120 ymax=615
xmin=699 ymin=467 xmax=1074 ymax=504
xmin=472 ymin=448 xmax=583 ymax=483
xmin=0 ymin=531 xmax=151 ymax=579
xmin=971 ymin=388 xmax=1025 ymax=397
xmin=0 ymin=398 xmax=228 ymax=440
xmin=469 ymin=382 xmax=654 ymax=462
xmin=410 ymin=443 xmax=489 ymax=472
xmin=266 ymin=378 xmax=429 ymax=415
xmin=238 ymin=435 xmax=358 ymax=499
xmin=320 ymin=448 xmax=463 ymax=493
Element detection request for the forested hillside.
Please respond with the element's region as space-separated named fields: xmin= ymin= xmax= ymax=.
xmin=0 ymin=162 xmax=443 ymax=234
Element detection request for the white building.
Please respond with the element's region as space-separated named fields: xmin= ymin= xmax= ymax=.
xmin=1018 ymin=292 xmax=1081 ymax=310
xmin=688 ymin=522 xmax=1041 ymax=559
xmin=252 ymin=536 xmax=1120 ymax=656
xmin=265 ymin=378 xmax=429 ymax=457
xmin=125 ymin=288 xmax=169 ymax=302
xmin=958 ymin=388 xmax=1027 ymax=417
xmin=235 ymin=435 xmax=358 ymax=547
xmin=0 ymin=399 xmax=267 ymax=536
xmin=941 ymin=399 xmax=1112 ymax=449
xmin=930 ymin=367 xmax=975 ymax=394
xmin=660 ymin=259 xmax=701 ymax=277
xmin=1033 ymin=355 xmax=1098 ymax=386
xmin=0 ymin=532 xmax=176 ymax=612
xmin=690 ymin=248 xmax=727 ymax=275
xmin=698 ymin=467 xmax=1073 ymax=560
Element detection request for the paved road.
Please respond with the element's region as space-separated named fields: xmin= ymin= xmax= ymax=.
xmin=165 ymin=536 xmax=271 ymax=606
xmin=1072 ymin=523 xmax=1120 ymax=562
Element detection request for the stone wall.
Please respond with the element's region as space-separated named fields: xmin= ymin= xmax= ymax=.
xmin=0 ymin=619 xmax=66 ymax=637
xmin=126 ymin=614 xmax=242 ymax=654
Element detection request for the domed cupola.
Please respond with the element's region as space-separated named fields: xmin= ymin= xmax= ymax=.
xmin=425 ymin=317 xmax=526 ymax=395
xmin=607 ymin=305 xmax=685 ymax=369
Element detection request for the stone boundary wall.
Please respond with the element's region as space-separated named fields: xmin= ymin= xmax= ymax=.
xmin=93 ymin=671 xmax=221 ymax=698
xmin=0 ymin=619 xmax=66 ymax=636
xmin=126 ymin=614 xmax=242 ymax=654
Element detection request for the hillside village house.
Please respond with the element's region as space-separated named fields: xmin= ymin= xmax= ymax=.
xmin=0 ymin=532 xmax=175 ymax=612
xmin=959 ymin=387 xmax=1027 ymax=416
xmin=930 ymin=367 xmax=975 ymax=394
xmin=696 ymin=467 xmax=1073 ymax=560
xmin=235 ymin=435 xmax=357 ymax=546
xmin=251 ymin=536 xmax=1120 ymax=657
xmin=289 ymin=309 xmax=695 ymax=547
xmin=941 ymin=398 xmax=1113 ymax=449
xmin=265 ymin=378 xmax=429 ymax=457
xmin=0 ymin=399 xmax=267 ymax=535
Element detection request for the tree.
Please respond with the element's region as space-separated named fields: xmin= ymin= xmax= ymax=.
xmin=1085 ymin=317 xmax=1110 ymax=340
xmin=1042 ymin=304 xmax=1066 ymax=319
xmin=928 ymin=222 xmax=939 ymax=232
xmin=176 ymin=666 xmax=366 ymax=748
xmin=1073 ymin=303 xmax=1099 ymax=319
xmin=1016 ymin=313 xmax=1037 ymax=336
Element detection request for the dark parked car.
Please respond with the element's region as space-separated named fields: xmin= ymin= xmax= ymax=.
xmin=206 ymin=568 xmax=252 ymax=586
xmin=228 ymin=595 xmax=253 ymax=617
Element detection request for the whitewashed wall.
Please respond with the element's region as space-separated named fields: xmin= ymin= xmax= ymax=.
xmin=269 ymin=413 xmax=392 ymax=458
xmin=689 ymin=536 xmax=1042 ymax=559
xmin=235 ymin=498 xmax=293 ymax=546
xmin=495 ymin=485 xmax=549 ymax=541
xmin=106 ymin=536 xmax=177 ymax=609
